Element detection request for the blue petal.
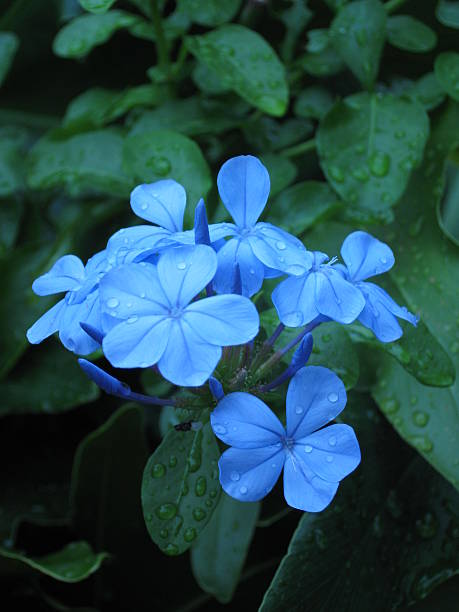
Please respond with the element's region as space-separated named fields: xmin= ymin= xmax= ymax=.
xmin=209 ymin=222 xmax=237 ymax=242
xmin=209 ymin=376 xmax=224 ymax=401
xmin=286 ymin=366 xmax=346 ymax=439
xmin=103 ymin=315 xmax=171 ymax=368
xmin=213 ymin=238 xmax=265 ymax=298
xmin=272 ymin=274 xmax=319 ymax=327
xmin=80 ymin=322 xmax=104 ymax=345
xmin=84 ymin=249 xmax=110 ymax=277
xmin=315 ymin=268 xmax=365 ymax=324
xmin=158 ymin=319 xmax=221 ymax=386
xmin=100 ymin=263 xmax=169 ymax=319
xmin=130 ymin=180 xmax=186 ymax=232
xmin=217 ymin=155 xmax=270 ymax=228
xmin=295 ymin=423 xmax=361 ymax=483
xmin=357 ymin=281 xmax=418 ymax=342
xmin=185 ymin=295 xmax=259 ymax=346
xmin=26 ymin=299 xmax=66 ymax=344
xmin=218 ymin=446 xmax=285 ymax=502
xmin=32 ymin=255 xmax=85 ymax=296
xmin=78 ymin=359 xmax=131 ymax=398
xmin=157 ymin=245 xmax=217 ymax=307
xmin=249 ymin=223 xmax=311 ymax=276
xmin=283 ymin=452 xmax=339 ymax=512
xmin=59 ymin=291 xmax=101 ymax=354
xmin=341 ymin=231 xmax=395 ymax=282
xmin=290 ymin=333 xmax=313 ymax=372
xmin=211 ymin=392 xmax=285 ymax=449
xmin=107 ymin=225 xmax=174 ymax=265
xmin=194 ymin=198 xmax=210 ymax=246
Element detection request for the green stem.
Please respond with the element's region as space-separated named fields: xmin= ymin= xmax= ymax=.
xmin=281 ymin=138 xmax=316 ymax=158
xmin=0 ymin=0 xmax=28 ymax=30
xmin=384 ymin=0 xmax=409 ymax=14
xmin=256 ymin=507 xmax=293 ymax=528
xmin=150 ymin=0 xmax=170 ymax=78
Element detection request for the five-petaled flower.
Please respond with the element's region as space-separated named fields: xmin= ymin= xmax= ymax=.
xmin=210 ymin=366 xmax=361 ymax=512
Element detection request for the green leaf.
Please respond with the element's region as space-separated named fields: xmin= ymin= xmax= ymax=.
xmin=0 ymin=542 xmax=107 ymax=582
xmin=63 ymin=85 xmax=161 ymax=129
xmin=306 ymin=29 xmax=330 ymax=54
xmin=191 ymin=493 xmax=260 ymax=603
xmin=53 ymin=10 xmax=139 ymax=59
xmin=317 ymin=92 xmax=430 ymax=213
xmin=27 ymin=129 xmax=131 ymax=197
xmin=141 ymin=423 xmax=221 ymax=556
xmin=299 ymin=47 xmax=344 ymax=77
xmin=372 ymin=355 xmax=459 ymax=490
xmin=177 ymin=0 xmax=241 ymax=26
xmin=0 ymin=32 xmax=19 ymax=87
xmin=279 ymin=0 xmax=313 ymax=62
xmin=122 ymin=129 xmax=211 ymax=226
xmin=436 ymin=0 xmax=459 ymax=29
xmin=440 ymin=160 xmax=459 ymax=246
xmin=375 ymin=101 xmax=459 ymax=488
xmin=309 ymin=323 xmax=360 ymax=390
xmin=260 ymin=154 xmax=297 ymax=198
xmin=79 ymin=0 xmax=117 ymax=13
xmin=329 ymin=0 xmax=386 ymax=89
xmin=260 ymin=413 xmax=459 ymax=612
xmin=243 ymin=117 xmax=313 ymax=153
xmin=269 ymin=181 xmax=341 ymax=235
xmin=0 ymin=340 xmax=99 ymax=416
xmin=0 ymin=199 xmax=22 ymax=255
xmin=324 ymin=0 xmax=349 ymax=10
xmin=192 ymin=62 xmax=230 ymax=95
xmin=435 ymin=52 xmax=459 ymax=102
xmin=294 ymin=86 xmax=334 ymax=120
xmin=348 ymin=317 xmax=455 ymax=388
xmin=387 ymin=16 xmax=437 ymax=53
xmin=186 ymin=25 xmax=289 ymax=116
xmin=0 ymin=126 xmax=28 ymax=196
xmin=406 ymin=72 xmax=446 ymax=111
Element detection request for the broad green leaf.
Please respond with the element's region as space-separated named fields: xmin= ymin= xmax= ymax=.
xmin=177 ymin=0 xmax=241 ymax=26
xmin=330 ymin=0 xmax=386 ymax=89
xmin=192 ymin=62 xmax=230 ymax=95
xmin=279 ymin=0 xmax=313 ymax=62
xmin=129 ymin=9 xmax=190 ymax=43
xmin=348 ymin=318 xmax=456 ymax=387
xmin=324 ymin=0 xmax=349 ymax=10
xmin=186 ymin=25 xmax=289 ymax=116
xmin=243 ymin=117 xmax=313 ymax=153
xmin=435 ymin=52 xmax=459 ymax=102
xmin=141 ymin=423 xmax=221 ymax=556
xmin=440 ymin=161 xmax=459 ymax=246
xmin=299 ymin=48 xmax=344 ymax=77
xmin=0 ymin=126 xmax=28 ymax=196
xmin=317 ymin=92 xmax=429 ymax=213
xmin=0 ymin=200 xmax=22 ymax=255
xmin=306 ymin=28 xmax=329 ymax=54
xmin=387 ymin=16 xmax=437 ymax=53
xmin=79 ymin=0 xmax=116 ymax=13
xmin=27 ymin=129 xmax=131 ymax=197
xmin=260 ymin=409 xmax=459 ymax=612
xmin=63 ymin=85 xmax=161 ymax=129
xmin=0 ymin=340 xmax=99 ymax=416
xmin=260 ymin=154 xmax=297 ymax=198
xmin=376 ymin=102 xmax=459 ymax=488
xmin=406 ymin=72 xmax=446 ymax=111
xmin=0 ymin=32 xmax=19 ymax=87
xmin=53 ymin=10 xmax=139 ymax=59
xmin=372 ymin=356 xmax=459 ymax=490
xmin=269 ymin=181 xmax=341 ymax=235
xmin=128 ymin=97 xmax=241 ymax=137
xmin=122 ymin=129 xmax=211 ymax=226
xmin=0 ymin=542 xmax=107 ymax=582
xmin=436 ymin=0 xmax=459 ymax=28
xmin=294 ymin=86 xmax=334 ymax=120
xmin=191 ymin=493 xmax=260 ymax=603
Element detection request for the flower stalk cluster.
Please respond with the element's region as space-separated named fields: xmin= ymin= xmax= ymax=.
xmin=27 ymin=155 xmax=418 ymax=512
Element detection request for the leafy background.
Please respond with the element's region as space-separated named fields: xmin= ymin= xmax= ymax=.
xmin=1 ymin=0 xmax=459 ymax=610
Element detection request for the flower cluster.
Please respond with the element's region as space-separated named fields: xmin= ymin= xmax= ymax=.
xmin=27 ymin=155 xmax=418 ymax=512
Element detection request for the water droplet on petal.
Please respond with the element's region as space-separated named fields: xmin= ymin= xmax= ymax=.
xmin=326 ymin=455 xmax=334 ymax=463
xmin=276 ymin=241 xmax=286 ymax=250
xmin=141 ymin=203 xmax=148 ymax=211
xmin=380 ymin=257 xmax=387 ymax=264
xmin=239 ymin=486 xmax=248 ymax=495
xmin=327 ymin=392 xmax=339 ymax=403
xmin=295 ymin=406 xmax=304 ymax=415
xmin=328 ymin=436 xmax=337 ymax=446
xmin=140 ymin=292 xmax=146 ymax=298
xmin=107 ymin=297 xmax=119 ymax=309
xmin=304 ymin=445 xmax=313 ymax=453
xmin=230 ymin=471 xmax=240 ymax=482
xmin=213 ymin=424 xmax=227 ymax=435
xmin=177 ymin=262 xmax=186 ymax=270
xmin=127 ymin=315 xmax=138 ymax=324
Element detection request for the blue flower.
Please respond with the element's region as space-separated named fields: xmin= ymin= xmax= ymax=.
xmin=340 ymin=231 xmax=418 ymax=342
xmin=99 ymin=244 xmax=259 ymax=386
xmin=27 ymin=251 xmax=109 ymax=354
xmin=272 ymin=250 xmax=366 ymax=327
xmin=107 ymin=180 xmax=228 ymax=265
xmin=213 ymin=155 xmax=311 ymax=297
xmin=211 ymin=366 xmax=360 ymax=512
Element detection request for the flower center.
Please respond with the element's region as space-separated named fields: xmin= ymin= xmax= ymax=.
xmin=282 ymin=437 xmax=296 ymax=451
xmin=169 ymin=306 xmax=183 ymax=319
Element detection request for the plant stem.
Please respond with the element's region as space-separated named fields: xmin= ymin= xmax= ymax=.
xmin=150 ymin=0 xmax=170 ymax=78
xmin=384 ymin=0 xmax=409 ymax=14
xmin=281 ymin=138 xmax=316 ymax=158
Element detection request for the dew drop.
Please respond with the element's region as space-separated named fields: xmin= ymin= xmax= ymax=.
xmin=159 ymin=528 xmax=168 ymax=539
xmin=230 ymin=471 xmax=240 ymax=482
xmin=127 ymin=301 xmax=133 ymax=308
xmin=177 ymin=262 xmax=186 ymax=270
xmin=327 ymin=392 xmax=339 ymax=403
xmin=249 ymin=268 xmax=255 ymax=274
xmin=164 ymin=543 xmax=179 ymax=556
xmin=184 ymin=527 xmax=197 ymax=542
xmin=295 ymin=405 xmax=304 ymax=415
xmin=326 ymin=455 xmax=334 ymax=463
xmin=380 ymin=257 xmax=387 ymax=264
xmin=213 ymin=424 xmax=227 ymax=435
xmin=141 ymin=203 xmax=148 ymax=211
xmin=369 ymin=151 xmax=390 ymax=177
xmin=169 ymin=455 xmax=177 ymax=468
xmin=106 ymin=297 xmax=119 ymax=309
xmin=328 ymin=436 xmax=337 ymax=447
xmin=195 ymin=476 xmax=207 ymax=497
xmin=239 ymin=486 xmax=248 ymax=495
xmin=155 ymin=503 xmax=177 ymax=520
xmin=276 ymin=241 xmax=286 ymax=250
xmin=304 ymin=445 xmax=313 ymax=453
xmin=127 ymin=315 xmax=138 ymax=324
xmin=140 ymin=292 xmax=146 ymax=298
xmin=151 ymin=463 xmax=166 ymax=478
